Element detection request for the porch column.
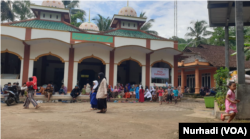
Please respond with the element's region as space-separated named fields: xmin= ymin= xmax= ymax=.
xmin=181 ymin=68 xmax=185 ymax=93
xmin=109 ymin=50 xmax=114 ymax=86
xmin=195 ymin=67 xmax=200 ymax=94
xmin=28 ymin=60 xmax=34 ymax=78
xmin=113 ymin=64 xmax=118 ymax=87
xmin=72 ymin=62 xmax=78 ymax=89
xmin=105 ymin=64 xmax=110 ymax=84
xmin=174 ymin=55 xmax=179 ymax=87
xmin=19 ymin=59 xmax=24 ymax=84
xmin=67 ymin=47 xmax=74 ymax=91
xmin=22 ymin=44 xmax=30 ymax=84
xmin=141 ymin=65 xmax=146 ymax=87
xmin=146 ymin=54 xmax=150 ymax=87
xmin=63 ymin=62 xmax=69 ymax=89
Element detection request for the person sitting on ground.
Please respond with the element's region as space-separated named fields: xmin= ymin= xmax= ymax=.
xmin=44 ymin=84 xmax=54 ymax=101
xmin=59 ymin=84 xmax=67 ymax=95
xmin=119 ymin=84 xmax=124 ymax=98
xmin=200 ymin=87 xmax=205 ymax=96
xmin=124 ymin=89 xmax=131 ymax=99
xmin=144 ymin=88 xmax=152 ymax=102
xmin=70 ymin=85 xmax=80 ymax=103
xmin=107 ymin=85 xmax=112 ymax=101
xmin=113 ymin=86 xmax=119 ymax=98
xmin=20 ymin=83 xmax=27 ymax=97
xmin=130 ymin=85 xmax=136 ymax=98
xmin=86 ymin=83 xmax=91 ymax=95
xmin=210 ymin=87 xmax=216 ymax=95
xmin=82 ymin=85 xmax=86 ymax=95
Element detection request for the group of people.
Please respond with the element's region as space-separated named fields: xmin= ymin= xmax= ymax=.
xmin=200 ymin=86 xmax=217 ymax=96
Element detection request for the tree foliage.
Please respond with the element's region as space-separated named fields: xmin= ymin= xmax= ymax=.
xmin=12 ymin=0 xmax=34 ymax=21
xmin=92 ymin=14 xmax=112 ymax=31
xmin=139 ymin=12 xmax=158 ymax=35
xmin=70 ymin=11 xmax=85 ymax=27
xmin=1 ymin=0 xmax=14 ymax=22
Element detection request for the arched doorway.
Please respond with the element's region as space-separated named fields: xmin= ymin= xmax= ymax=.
xmin=151 ymin=62 xmax=172 ymax=84
xmin=33 ymin=55 xmax=65 ymax=92
xmin=1 ymin=52 xmax=21 ymax=78
xmin=78 ymin=58 xmax=105 ymax=89
xmin=117 ymin=60 xmax=141 ymax=86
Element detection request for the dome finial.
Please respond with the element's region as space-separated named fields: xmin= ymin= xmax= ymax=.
xmin=127 ymin=0 xmax=129 ymax=6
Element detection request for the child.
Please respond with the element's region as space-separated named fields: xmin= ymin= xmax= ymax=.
xmin=163 ymin=89 xmax=168 ymax=103
xmin=173 ymin=87 xmax=179 ymax=104
xmin=157 ymin=87 xmax=163 ymax=105
xmin=221 ymin=82 xmax=240 ymax=123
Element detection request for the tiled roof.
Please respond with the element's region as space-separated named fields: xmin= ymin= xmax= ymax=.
xmin=104 ymin=29 xmax=161 ymax=40
xmin=10 ymin=20 xmax=80 ymax=32
xmin=183 ymin=44 xmax=250 ymax=68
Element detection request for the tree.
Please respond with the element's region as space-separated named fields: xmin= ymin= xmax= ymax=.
xmin=185 ymin=20 xmax=212 ymax=47
xmin=70 ymin=11 xmax=85 ymax=27
xmin=139 ymin=12 xmax=158 ymax=36
xmin=92 ymin=14 xmax=112 ymax=31
xmin=12 ymin=0 xmax=34 ymax=21
xmin=62 ymin=0 xmax=84 ymax=15
xmin=1 ymin=0 xmax=14 ymax=22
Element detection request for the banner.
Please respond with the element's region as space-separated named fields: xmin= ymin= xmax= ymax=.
xmin=72 ymin=33 xmax=113 ymax=43
xmin=151 ymin=68 xmax=169 ymax=79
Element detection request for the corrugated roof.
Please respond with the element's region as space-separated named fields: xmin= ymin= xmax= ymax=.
xmin=10 ymin=20 xmax=80 ymax=32
xmin=183 ymin=44 xmax=250 ymax=68
xmin=104 ymin=29 xmax=161 ymax=40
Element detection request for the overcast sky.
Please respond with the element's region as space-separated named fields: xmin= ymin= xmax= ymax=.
xmin=31 ymin=0 xmax=211 ymax=39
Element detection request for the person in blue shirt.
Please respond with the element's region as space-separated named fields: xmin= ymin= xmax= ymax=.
xmin=173 ymin=86 xmax=179 ymax=104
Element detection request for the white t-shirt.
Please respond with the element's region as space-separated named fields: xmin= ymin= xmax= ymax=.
xmin=144 ymin=89 xmax=152 ymax=98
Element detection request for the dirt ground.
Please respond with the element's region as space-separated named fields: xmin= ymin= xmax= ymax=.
xmin=1 ymin=100 xmax=222 ymax=139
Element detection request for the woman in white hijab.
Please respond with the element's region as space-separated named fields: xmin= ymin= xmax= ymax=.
xmin=86 ymin=83 xmax=91 ymax=95
xmin=90 ymin=80 xmax=98 ymax=110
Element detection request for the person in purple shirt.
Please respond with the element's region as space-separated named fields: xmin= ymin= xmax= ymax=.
xmin=59 ymin=84 xmax=67 ymax=95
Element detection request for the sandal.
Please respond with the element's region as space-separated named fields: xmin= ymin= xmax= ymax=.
xmin=221 ymin=114 xmax=225 ymax=121
xmin=35 ymin=106 xmax=40 ymax=109
xmin=97 ymin=110 xmax=104 ymax=113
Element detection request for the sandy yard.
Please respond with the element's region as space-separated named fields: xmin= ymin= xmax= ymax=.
xmin=1 ymin=100 xmax=221 ymax=139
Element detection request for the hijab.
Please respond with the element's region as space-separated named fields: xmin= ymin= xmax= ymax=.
xmin=93 ymin=80 xmax=98 ymax=90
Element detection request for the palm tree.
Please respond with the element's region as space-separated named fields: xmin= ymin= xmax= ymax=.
xmin=12 ymin=0 xmax=34 ymax=21
xmin=92 ymin=14 xmax=112 ymax=31
xmin=139 ymin=12 xmax=158 ymax=36
xmin=62 ymin=0 xmax=85 ymax=15
xmin=1 ymin=0 xmax=14 ymax=22
xmin=70 ymin=11 xmax=85 ymax=27
xmin=185 ymin=20 xmax=212 ymax=47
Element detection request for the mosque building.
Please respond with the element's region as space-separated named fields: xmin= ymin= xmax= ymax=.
xmin=1 ymin=0 xmax=194 ymax=93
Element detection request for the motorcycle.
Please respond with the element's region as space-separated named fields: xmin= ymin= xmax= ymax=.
xmin=5 ymin=86 xmax=19 ymax=106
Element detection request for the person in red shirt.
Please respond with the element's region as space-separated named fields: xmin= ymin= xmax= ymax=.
xmin=139 ymin=86 xmax=144 ymax=103
xmin=23 ymin=77 xmax=40 ymax=109
xmin=157 ymin=87 xmax=164 ymax=105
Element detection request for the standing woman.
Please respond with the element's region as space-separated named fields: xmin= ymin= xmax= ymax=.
xmin=139 ymin=85 xmax=144 ymax=103
xmin=90 ymin=80 xmax=98 ymax=110
xmin=96 ymin=72 xmax=107 ymax=113
xmin=135 ymin=85 xmax=139 ymax=99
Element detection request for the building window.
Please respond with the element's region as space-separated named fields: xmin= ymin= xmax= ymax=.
xmin=186 ymin=74 xmax=195 ymax=93
xmin=56 ymin=15 xmax=58 ymax=19
xmin=134 ymin=24 xmax=135 ymax=27
xmin=50 ymin=14 xmax=52 ymax=18
xmin=123 ymin=22 xmax=124 ymax=26
xmin=202 ymin=73 xmax=211 ymax=88
xmin=151 ymin=62 xmax=172 ymax=84
xmin=43 ymin=14 xmax=45 ymax=18
xmin=128 ymin=23 xmax=130 ymax=27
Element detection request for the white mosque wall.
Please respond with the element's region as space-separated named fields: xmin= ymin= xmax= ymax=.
xmin=74 ymin=46 xmax=110 ymax=64
xmin=150 ymin=40 xmax=174 ymax=50
xmin=114 ymin=48 xmax=146 ymax=66
xmin=31 ymin=29 xmax=70 ymax=43
xmin=1 ymin=26 xmax=26 ymax=40
xmin=1 ymin=39 xmax=24 ymax=58
xmin=29 ymin=42 xmax=69 ymax=62
xmin=114 ymin=37 xmax=146 ymax=48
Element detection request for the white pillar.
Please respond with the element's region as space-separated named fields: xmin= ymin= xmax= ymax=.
xmin=72 ymin=62 xmax=78 ymax=89
xmin=105 ymin=64 xmax=109 ymax=84
xmin=28 ymin=60 xmax=34 ymax=78
xmin=171 ymin=68 xmax=174 ymax=86
xmin=19 ymin=59 xmax=24 ymax=84
xmin=141 ymin=65 xmax=146 ymax=87
xmin=63 ymin=62 xmax=69 ymax=88
xmin=113 ymin=64 xmax=117 ymax=87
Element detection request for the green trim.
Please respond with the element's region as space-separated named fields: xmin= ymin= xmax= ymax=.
xmin=72 ymin=33 xmax=113 ymax=43
xmin=10 ymin=20 xmax=80 ymax=32
xmin=104 ymin=29 xmax=161 ymax=40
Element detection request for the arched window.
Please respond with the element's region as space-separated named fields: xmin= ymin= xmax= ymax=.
xmin=128 ymin=23 xmax=130 ymax=27
xmin=50 ymin=14 xmax=52 ymax=18
xmin=134 ymin=24 xmax=135 ymax=27
xmin=151 ymin=62 xmax=172 ymax=84
xmin=43 ymin=14 xmax=45 ymax=18
xmin=56 ymin=15 xmax=58 ymax=19
xmin=123 ymin=22 xmax=124 ymax=26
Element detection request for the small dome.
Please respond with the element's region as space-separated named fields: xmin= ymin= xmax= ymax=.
xmin=79 ymin=22 xmax=99 ymax=31
xmin=42 ymin=0 xmax=65 ymax=9
xmin=118 ymin=6 xmax=137 ymax=17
